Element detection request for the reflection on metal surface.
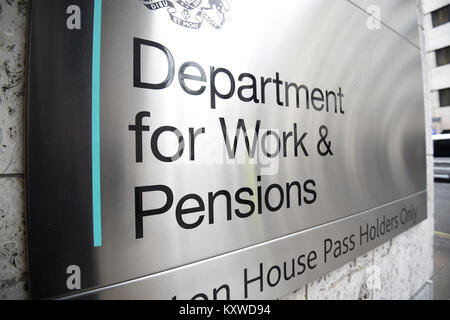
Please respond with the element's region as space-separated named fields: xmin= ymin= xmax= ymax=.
xmin=66 ymin=191 xmax=426 ymax=300
xmin=26 ymin=0 xmax=426 ymax=299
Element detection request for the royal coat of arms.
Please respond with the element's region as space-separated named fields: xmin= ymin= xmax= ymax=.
xmin=140 ymin=0 xmax=231 ymax=29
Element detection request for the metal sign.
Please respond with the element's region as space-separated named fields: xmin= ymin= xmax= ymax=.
xmin=27 ymin=0 xmax=427 ymax=299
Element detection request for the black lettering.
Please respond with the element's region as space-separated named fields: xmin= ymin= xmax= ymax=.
xmin=129 ymin=111 xmax=151 ymax=163
xmin=260 ymin=77 xmax=272 ymax=104
xmin=286 ymin=181 xmax=301 ymax=209
xmin=303 ymin=179 xmax=317 ymax=204
xmin=333 ymin=240 xmax=342 ymax=258
xmin=210 ymin=67 xmax=235 ymax=109
xmin=349 ymin=234 xmax=356 ymax=251
xmin=265 ymin=184 xmax=284 ymax=212
xmin=370 ymin=226 xmax=377 ymax=240
xmin=297 ymin=255 xmax=306 ymax=275
xmin=282 ymin=131 xmax=293 ymax=157
xmin=178 ymin=61 xmax=207 ymax=95
xmin=293 ymin=124 xmax=308 ymax=157
xmin=208 ymin=190 xmax=232 ymax=224
xmin=267 ymin=265 xmax=281 ymax=287
xmin=189 ymin=128 xmax=206 ymax=161
xmin=213 ymin=284 xmax=231 ymax=300
xmin=235 ymin=187 xmax=255 ymax=218
xmin=285 ymin=83 xmax=309 ymax=109
xmin=238 ymin=73 xmax=260 ymax=103
xmin=134 ymin=38 xmax=174 ymax=89
xmin=244 ymin=263 xmax=264 ymax=299
xmin=261 ymin=130 xmax=281 ymax=158
xmin=360 ymin=223 xmax=369 ymax=245
xmin=324 ymin=238 xmax=332 ymax=263
xmin=151 ymin=126 xmax=185 ymax=162
xmin=338 ymin=87 xmax=345 ymax=114
xmin=283 ymin=259 xmax=296 ymax=281
xmin=325 ymin=90 xmax=337 ymax=113
xmin=135 ymin=185 xmax=173 ymax=239
xmin=192 ymin=293 xmax=208 ymax=300
xmin=343 ymin=237 xmax=349 ymax=255
xmin=307 ymin=251 xmax=317 ymax=269
xmin=176 ymin=194 xmax=205 ymax=229
xmin=274 ymin=72 xmax=284 ymax=106
xmin=311 ymin=88 xmax=324 ymax=111
xmin=219 ymin=118 xmax=261 ymax=159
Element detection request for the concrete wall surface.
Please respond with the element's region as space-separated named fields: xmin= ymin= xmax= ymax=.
xmin=0 ymin=0 xmax=28 ymax=300
xmin=0 ymin=0 xmax=434 ymax=300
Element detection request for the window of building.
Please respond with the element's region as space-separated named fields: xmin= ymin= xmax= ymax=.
xmin=440 ymin=88 xmax=450 ymax=107
xmin=432 ymin=5 xmax=450 ymax=27
xmin=436 ymin=46 xmax=450 ymax=66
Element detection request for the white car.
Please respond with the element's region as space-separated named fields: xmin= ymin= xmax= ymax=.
xmin=433 ymin=134 xmax=450 ymax=180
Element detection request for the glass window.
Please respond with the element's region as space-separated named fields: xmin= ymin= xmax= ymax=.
xmin=440 ymin=88 xmax=450 ymax=107
xmin=434 ymin=139 xmax=450 ymax=157
xmin=432 ymin=5 xmax=450 ymax=27
xmin=436 ymin=46 xmax=450 ymax=66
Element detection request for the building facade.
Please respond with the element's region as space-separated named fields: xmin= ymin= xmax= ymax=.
xmin=423 ymin=0 xmax=450 ymax=133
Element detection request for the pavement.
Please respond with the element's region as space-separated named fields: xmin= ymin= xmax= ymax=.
xmin=432 ymin=182 xmax=450 ymax=300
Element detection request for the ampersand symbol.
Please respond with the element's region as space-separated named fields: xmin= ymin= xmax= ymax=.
xmin=317 ymin=125 xmax=333 ymax=156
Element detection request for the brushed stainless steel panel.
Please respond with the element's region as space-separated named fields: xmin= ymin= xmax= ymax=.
xmin=348 ymin=0 xmax=420 ymax=47
xmin=67 ymin=191 xmax=427 ymax=300
xmin=95 ymin=0 xmax=425 ymax=285
xmin=27 ymin=0 xmax=427 ymax=299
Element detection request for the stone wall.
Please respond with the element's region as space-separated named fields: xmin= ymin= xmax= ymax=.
xmin=0 ymin=0 xmax=28 ymax=300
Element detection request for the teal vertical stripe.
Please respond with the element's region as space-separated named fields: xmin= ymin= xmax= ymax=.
xmin=92 ymin=0 xmax=102 ymax=247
